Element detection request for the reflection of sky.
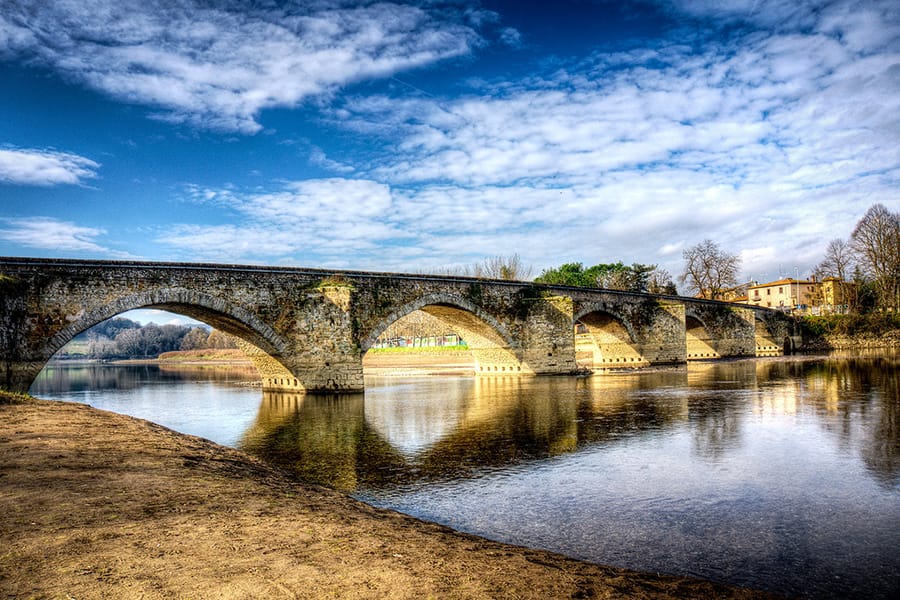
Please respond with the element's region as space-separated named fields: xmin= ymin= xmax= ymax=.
xmin=363 ymin=377 xmax=474 ymax=457
xmin=376 ymin=412 xmax=899 ymax=599
xmin=37 ymin=378 xmax=261 ymax=448
xmin=33 ymin=358 xmax=900 ymax=599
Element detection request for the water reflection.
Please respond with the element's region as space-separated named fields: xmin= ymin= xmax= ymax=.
xmin=35 ymin=361 xmax=259 ymax=393
xmin=30 ymin=355 xmax=900 ymax=598
xmin=237 ymin=357 xmax=900 ymax=493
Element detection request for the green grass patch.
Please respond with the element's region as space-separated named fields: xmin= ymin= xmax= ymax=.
xmin=368 ymin=344 xmax=469 ymax=354
xmin=0 ymin=390 xmax=33 ymax=405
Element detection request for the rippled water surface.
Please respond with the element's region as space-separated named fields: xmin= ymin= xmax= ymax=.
xmin=31 ymin=355 xmax=900 ymax=599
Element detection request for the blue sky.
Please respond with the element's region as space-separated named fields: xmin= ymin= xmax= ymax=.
xmin=2 ymin=0 xmax=898 ymax=289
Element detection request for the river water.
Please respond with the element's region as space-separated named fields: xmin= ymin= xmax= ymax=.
xmin=30 ymin=355 xmax=899 ymax=599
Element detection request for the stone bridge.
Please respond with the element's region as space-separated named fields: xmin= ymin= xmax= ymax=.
xmin=0 ymin=258 xmax=800 ymax=393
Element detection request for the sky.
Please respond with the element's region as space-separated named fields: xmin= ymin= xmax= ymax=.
xmin=1 ymin=0 xmax=899 ymax=295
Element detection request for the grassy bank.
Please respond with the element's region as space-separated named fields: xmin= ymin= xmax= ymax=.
xmin=801 ymin=313 xmax=900 ymax=349
xmin=367 ymin=344 xmax=469 ymax=354
xmin=157 ymin=348 xmax=251 ymax=362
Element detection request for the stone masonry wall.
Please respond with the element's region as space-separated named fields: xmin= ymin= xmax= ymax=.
xmin=0 ymin=258 xmax=796 ymax=392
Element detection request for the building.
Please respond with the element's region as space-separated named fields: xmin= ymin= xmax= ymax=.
xmin=742 ymin=276 xmax=855 ymax=314
xmin=745 ymin=278 xmax=819 ymax=312
xmin=818 ymin=276 xmax=855 ymax=314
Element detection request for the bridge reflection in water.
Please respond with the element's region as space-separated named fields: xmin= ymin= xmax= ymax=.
xmin=239 ymin=357 xmax=900 ymax=494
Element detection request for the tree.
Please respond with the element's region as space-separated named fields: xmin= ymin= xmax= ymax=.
xmin=473 ymin=254 xmax=532 ymax=281
xmin=180 ymin=327 xmax=210 ymax=350
xmin=206 ymin=330 xmax=238 ymax=349
xmin=647 ymin=268 xmax=678 ymax=295
xmin=850 ymin=203 xmax=900 ymax=312
xmin=535 ymin=261 xmax=671 ymax=293
xmin=534 ymin=263 xmax=595 ymax=287
xmin=679 ymin=239 xmax=740 ymax=300
xmin=815 ymin=238 xmax=856 ymax=313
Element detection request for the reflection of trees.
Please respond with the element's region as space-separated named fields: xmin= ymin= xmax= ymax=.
xmin=237 ymin=355 xmax=900 ymax=493
xmin=32 ymin=363 xmax=152 ymax=393
xmin=31 ymin=363 xmax=259 ymax=395
xmin=804 ymin=355 xmax=900 ymax=487
xmin=238 ymin=374 xmax=711 ymax=493
xmin=684 ymin=362 xmax=757 ymax=462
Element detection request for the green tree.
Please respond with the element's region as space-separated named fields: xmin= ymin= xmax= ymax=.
xmin=536 ymin=262 xmax=669 ymax=293
xmin=534 ymin=263 xmax=595 ymax=287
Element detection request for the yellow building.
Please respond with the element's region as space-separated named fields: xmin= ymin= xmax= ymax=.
xmin=819 ymin=277 xmax=855 ymax=314
xmin=746 ymin=278 xmax=818 ymax=312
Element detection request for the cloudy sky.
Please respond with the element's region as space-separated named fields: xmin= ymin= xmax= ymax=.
xmin=1 ymin=0 xmax=898 ymax=288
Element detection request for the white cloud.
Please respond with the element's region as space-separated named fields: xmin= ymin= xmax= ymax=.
xmin=0 ymin=0 xmax=483 ymax=133
xmin=0 ymin=147 xmax=99 ymax=186
xmin=309 ymin=148 xmax=354 ymax=174
xmin=313 ymin=1 xmax=899 ymax=280
xmin=96 ymin=0 xmax=898 ymax=285
xmin=160 ymin=178 xmax=410 ymax=263
xmin=0 ymin=217 xmax=108 ymax=252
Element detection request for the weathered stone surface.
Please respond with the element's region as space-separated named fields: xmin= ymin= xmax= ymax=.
xmin=0 ymin=258 xmax=800 ymax=392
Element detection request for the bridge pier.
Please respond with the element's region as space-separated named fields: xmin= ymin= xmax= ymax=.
xmin=513 ymin=293 xmax=578 ymax=375
xmin=1 ymin=360 xmax=43 ymax=394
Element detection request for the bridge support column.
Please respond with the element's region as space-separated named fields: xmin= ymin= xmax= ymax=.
xmin=235 ymin=341 xmax=363 ymax=393
xmin=516 ymin=294 xmax=578 ymax=375
xmin=637 ymin=301 xmax=687 ymax=365
xmin=274 ymin=283 xmax=364 ymax=392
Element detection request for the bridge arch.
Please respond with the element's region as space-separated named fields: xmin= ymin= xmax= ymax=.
xmin=32 ymin=288 xmax=296 ymax=392
xmin=573 ymin=306 xmax=646 ymax=368
xmin=683 ymin=312 xmax=717 ymax=359
xmin=360 ymin=292 xmax=526 ymax=374
xmin=45 ymin=287 xmax=288 ymax=360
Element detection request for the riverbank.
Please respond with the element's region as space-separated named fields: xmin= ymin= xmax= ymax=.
xmin=0 ymin=393 xmax=778 ymax=599
xmin=799 ymin=313 xmax=900 ymax=351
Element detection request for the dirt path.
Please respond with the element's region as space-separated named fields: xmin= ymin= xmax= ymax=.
xmin=0 ymin=394 xmax=779 ymax=599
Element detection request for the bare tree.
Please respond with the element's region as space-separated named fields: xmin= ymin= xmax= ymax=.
xmin=473 ymin=254 xmax=533 ymax=281
xmin=815 ymin=238 xmax=856 ymax=313
xmin=647 ymin=267 xmax=678 ymax=295
xmin=816 ymin=238 xmax=854 ymax=281
xmin=850 ymin=203 xmax=900 ymax=311
xmin=679 ymin=239 xmax=740 ymax=300
xmin=180 ymin=327 xmax=210 ymax=350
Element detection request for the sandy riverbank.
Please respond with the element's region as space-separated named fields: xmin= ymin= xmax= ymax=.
xmin=0 ymin=394 xmax=779 ymax=599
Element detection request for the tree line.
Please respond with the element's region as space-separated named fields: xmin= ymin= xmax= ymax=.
xmin=469 ymin=204 xmax=897 ymax=315
xmin=66 ymin=317 xmax=237 ymax=360
xmin=533 ymin=262 xmax=677 ymax=294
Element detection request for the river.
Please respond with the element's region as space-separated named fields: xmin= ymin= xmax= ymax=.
xmin=30 ymin=354 xmax=900 ymax=599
